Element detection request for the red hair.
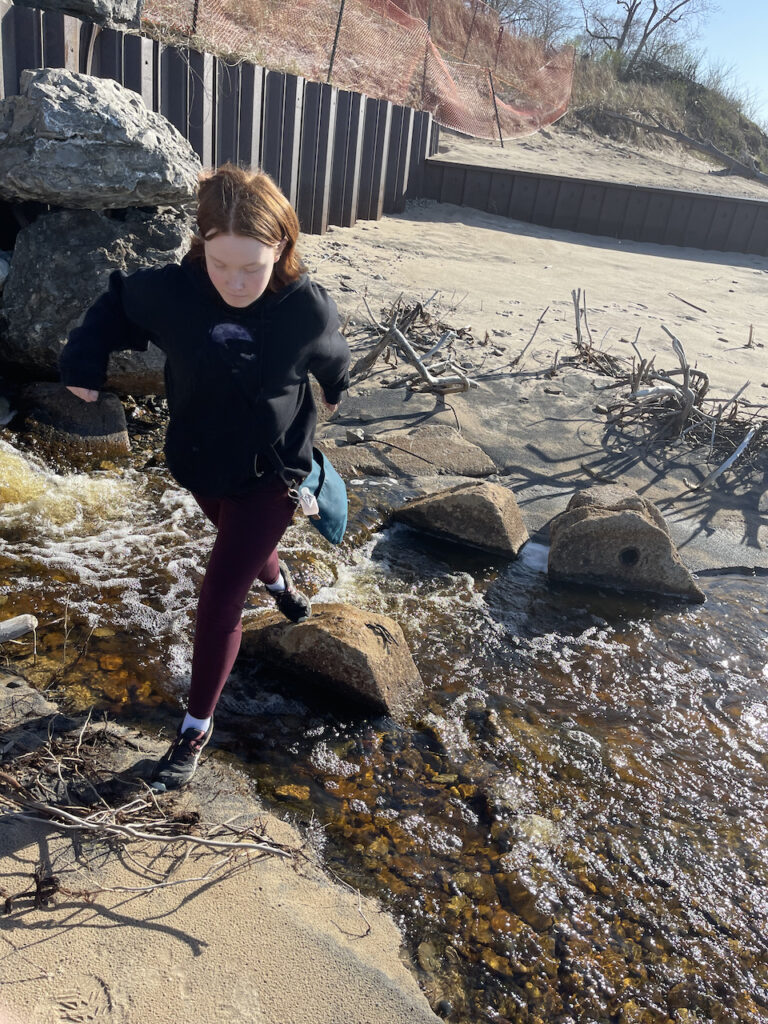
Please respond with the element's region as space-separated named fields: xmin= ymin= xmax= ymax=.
xmin=189 ymin=164 xmax=304 ymax=290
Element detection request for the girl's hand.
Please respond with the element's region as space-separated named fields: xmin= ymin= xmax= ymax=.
xmin=66 ymin=386 xmax=99 ymax=403
xmin=322 ymin=399 xmax=339 ymax=413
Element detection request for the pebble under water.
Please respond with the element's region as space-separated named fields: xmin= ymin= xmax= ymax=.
xmin=1 ymin=432 xmax=767 ymax=1024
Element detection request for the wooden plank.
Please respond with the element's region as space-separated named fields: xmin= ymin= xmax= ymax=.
xmin=91 ymin=26 xmax=123 ymax=83
xmin=159 ymin=42 xmax=188 ymax=139
xmin=261 ymin=70 xmax=286 ymax=181
xmin=383 ymin=105 xmax=413 ymax=214
xmin=597 ymin=187 xmax=630 ymax=239
xmin=9 ymin=4 xmax=42 ymax=86
xmin=123 ymin=33 xmax=155 ymax=107
xmin=296 ymin=81 xmax=337 ymax=234
xmin=41 ymin=8 xmax=65 ymax=67
xmin=621 ymin=190 xmax=649 ymax=241
xmin=421 ymin=159 xmax=443 ymax=203
xmin=341 ymin=91 xmax=366 ymax=226
xmin=745 ymin=205 xmax=768 ymax=256
xmin=329 ymin=89 xmax=365 ymax=228
xmin=215 ymin=58 xmax=240 ymax=166
xmin=683 ymin=196 xmax=716 ymax=249
xmin=723 ymin=203 xmax=759 ymax=254
xmin=238 ymin=62 xmax=263 ymax=169
xmin=187 ymin=48 xmax=214 ymax=167
xmin=662 ymin=193 xmax=694 ymax=246
xmin=357 ymin=98 xmax=391 ymax=222
xmin=405 ymin=111 xmax=430 ymax=199
xmin=704 ymin=200 xmax=735 ymax=251
xmin=639 ymin=192 xmax=673 ymax=244
xmin=577 ymin=184 xmax=605 ymax=236
xmin=439 ymin=164 xmax=466 ymax=206
xmin=507 ymin=174 xmax=535 ymax=221
xmin=552 ymin=180 xmax=585 ymax=232
xmin=0 ymin=0 xmax=18 ymax=98
xmin=461 ymin=168 xmax=492 ymax=212
xmin=531 ymin=177 xmax=560 ymax=228
xmin=262 ymin=70 xmax=303 ymax=203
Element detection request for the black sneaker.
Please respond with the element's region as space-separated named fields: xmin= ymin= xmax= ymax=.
xmin=270 ymin=559 xmax=311 ymax=623
xmin=151 ymin=719 xmax=213 ymax=791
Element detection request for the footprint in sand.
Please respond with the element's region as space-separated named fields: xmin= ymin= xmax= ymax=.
xmin=53 ymin=975 xmax=124 ymax=1023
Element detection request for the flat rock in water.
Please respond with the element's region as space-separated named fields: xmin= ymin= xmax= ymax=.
xmin=241 ymin=604 xmax=423 ymax=719
xmin=2 ymin=207 xmax=190 ymax=392
xmin=326 ymin=424 xmax=496 ymax=478
xmin=22 ymin=383 xmax=130 ymax=458
xmin=0 ymin=69 xmax=200 ymax=208
xmin=0 ymin=672 xmax=59 ymax=728
xmin=547 ymin=483 xmax=705 ymax=602
xmin=393 ymin=480 xmax=529 ymax=557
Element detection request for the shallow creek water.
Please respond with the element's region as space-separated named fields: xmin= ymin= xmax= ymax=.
xmin=1 ymin=431 xmax=767 ymax=1024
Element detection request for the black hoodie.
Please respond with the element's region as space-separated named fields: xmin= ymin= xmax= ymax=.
xmin=59 ymin=256 xmax=351 ymax=497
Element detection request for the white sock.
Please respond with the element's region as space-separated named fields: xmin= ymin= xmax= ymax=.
xmin=181 ymin=712 xmax=211 ymax=734
xmin=265 ymin=571 xmax=286 ymax=593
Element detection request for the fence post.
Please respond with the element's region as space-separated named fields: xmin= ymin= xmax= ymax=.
xmin=462 ymin=0 xmax=478 ymax=62
xmin=327 ymin=0 xmax=345 ymax=84
xmin=494 ymin=25 xmax=503 ymax=71
xmin=488 ymin=69 xmax=504 ymax=148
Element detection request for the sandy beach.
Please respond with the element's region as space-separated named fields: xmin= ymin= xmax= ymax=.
xmin=1 ymin=129 xmax=767 ymax=1024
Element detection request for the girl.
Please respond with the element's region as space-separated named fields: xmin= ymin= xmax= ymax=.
xmin=60 ymin=164 xmax=351 ymax=789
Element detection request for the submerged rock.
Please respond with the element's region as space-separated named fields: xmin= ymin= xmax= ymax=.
xmin=241 ymin=603 xmax=423 ymax=718
xmin=547 ymin=483 xmax=704 ymax=602
xmin=2 ymin=207 xmax=190 ymax=392
xmin=21 ymin=383 xmax=130 ymax=458
xmin=393 ymin=481 xmax=529 ymax=557
xmin=0 ymin=69 xmax=200 ymax=208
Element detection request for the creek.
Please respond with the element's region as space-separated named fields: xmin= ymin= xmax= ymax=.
xmin=1 ymin=427 xmax=767 ymax=1024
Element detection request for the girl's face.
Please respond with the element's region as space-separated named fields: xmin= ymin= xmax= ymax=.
xmin=204 ymin=232 xmax=285 ymax=308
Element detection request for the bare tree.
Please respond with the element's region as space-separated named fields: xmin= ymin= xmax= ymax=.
xmin=483 ymin=0 xmax=576 ymax=47
xmin=578 ymin=0 xmax=713 ymax=75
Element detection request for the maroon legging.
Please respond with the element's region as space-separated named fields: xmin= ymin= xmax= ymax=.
xmin=187 ymin=474 xmax=297 ymax=718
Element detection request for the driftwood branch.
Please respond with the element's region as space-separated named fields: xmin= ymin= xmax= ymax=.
xmin=390 ymin=326 xmax=477 ymax=392
xmin=689 ymin=427 xmax=758 ymax=490
xmin=0 ymin=615 xmax=38 ymax=643
xmin=603 ymin=110 xmax=768 ymax=186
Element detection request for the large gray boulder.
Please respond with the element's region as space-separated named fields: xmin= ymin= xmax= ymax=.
xmin=241 ymin=604 xmax=424 ymax=720
xmin=1 ymin=207 xmax=192 ymax=394
xmin=394 ymin=481 xmax=529 ymax=557
xmin=0 ymin=69 xmax=201 ymax=208
xmin=13 ymin=0 xmax=141 ymax=27
xmin=22 ymin=383 xmax=130 ymax=459
xmin=547 ymin=484 xmax=705 ymax=602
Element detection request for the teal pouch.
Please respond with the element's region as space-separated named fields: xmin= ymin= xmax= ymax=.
xmin=296 ymin=447 xmax=348 ymax=545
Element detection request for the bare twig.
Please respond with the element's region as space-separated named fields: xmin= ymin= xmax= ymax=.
xmin=688 ymin=427 xmax=758 ymax=490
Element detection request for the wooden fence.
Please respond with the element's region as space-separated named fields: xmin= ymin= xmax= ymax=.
xmin=0 ymin=0 xmax=439 ymax=233
xmin=422 ymin=159 xmax=768 ymax=256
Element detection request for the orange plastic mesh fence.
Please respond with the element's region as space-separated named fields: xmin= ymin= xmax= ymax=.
xmin=141 ymin=0 xmax=573 ymax=141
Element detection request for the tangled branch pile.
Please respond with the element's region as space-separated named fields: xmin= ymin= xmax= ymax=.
xmin=0 ymin=714 xmax=293 ymax=912
xmin=561 ymin=293 xmax=767 ymax=489
xmin=349 ymin=296 xmax=481 ymax=394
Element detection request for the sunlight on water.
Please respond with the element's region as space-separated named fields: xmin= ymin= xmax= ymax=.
xmin=0 ymin=438 xmax=140 ymax=531
xmin=2 ymin=432 xmax=768 ymax=1024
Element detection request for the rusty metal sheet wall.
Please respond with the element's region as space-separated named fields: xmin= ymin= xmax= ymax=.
xmin=422 ymin=159 xmax=768 ymax=257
